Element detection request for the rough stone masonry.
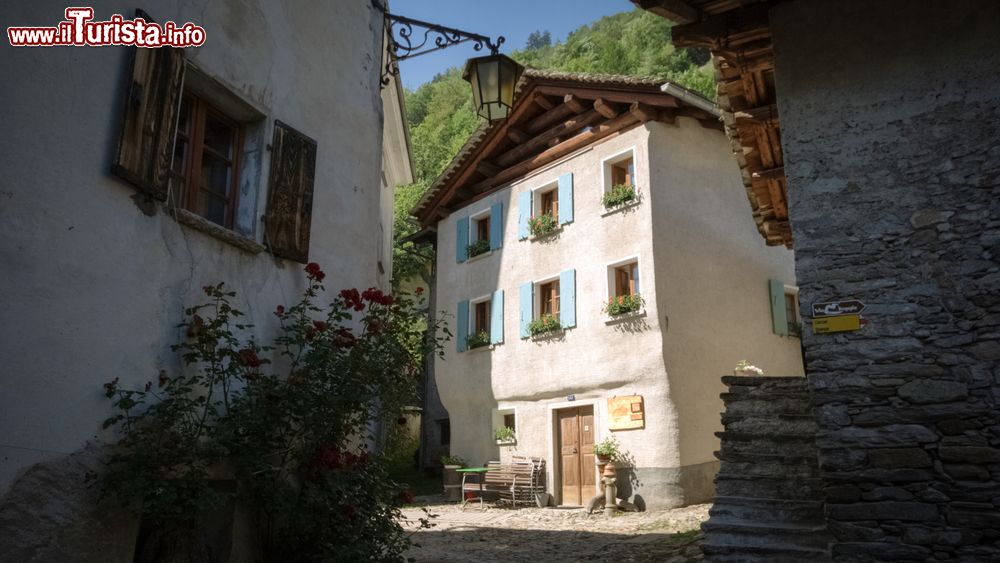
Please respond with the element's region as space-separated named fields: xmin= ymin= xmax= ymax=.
xmin=771 ymin=1 xmax=1000 ymax=561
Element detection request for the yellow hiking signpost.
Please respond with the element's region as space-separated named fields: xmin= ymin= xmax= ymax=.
xmin=812 ymin=313 xmax=862 ymax=334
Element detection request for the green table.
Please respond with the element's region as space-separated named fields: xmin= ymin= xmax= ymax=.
xmin=456 ymin=467 xmax=495 ymax=508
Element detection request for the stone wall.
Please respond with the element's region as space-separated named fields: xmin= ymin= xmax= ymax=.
xmin=771 ymin=1 xmax=1000 ymax=560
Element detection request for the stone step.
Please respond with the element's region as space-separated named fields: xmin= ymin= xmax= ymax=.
xmin=701 ymin=541 xmax=832 ymax=563
xmin=713 ymin=449 xmax=819 ymax=464
xmin=702 ymin=518 xmax=832 ymax=548
xmin=716 ymin=432 xmax=817 ymax=457
xmin=709 ymin=496 xmax=826 ymax=523
xmin=719 ymin=395 xmax=813 ymax=416
xmin=714 ymin=475 xmax=825 ymax=500
xmin=721 ymin=414 xmax=817 ymax=435
xmin=718 ymin=457 xmax=819 ymax=479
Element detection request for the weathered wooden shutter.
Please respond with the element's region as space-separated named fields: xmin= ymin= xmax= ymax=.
xmin=457 ymin=300 xmax=470 ymax=352
xmin=519 ymin=282 xmax=533 ymax=338
xmin=560 ymin=269 xmax=576 ymax=328
xmin=491 ymin=289 xmax=504 ymax=344
xmin=769 ymin=279 xmax=788 ymax=336
xmin=518 ymin=191 xmax=532 ymax=240
xmin=264 ymin=121 xmax=317 ymax=263
xmin=112 ymin=29 xmax=185 ymax=201
xmin=456 ymin=217 xmax=469 ymax=263
xmin=558 ymin=172 xmax=574 ymax=224
xmin=490 ymin=202 xmax=504 ymax=250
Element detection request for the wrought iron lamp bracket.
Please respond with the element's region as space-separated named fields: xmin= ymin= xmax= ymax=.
xmin=373 ymin=1 xmax=506 ymax=87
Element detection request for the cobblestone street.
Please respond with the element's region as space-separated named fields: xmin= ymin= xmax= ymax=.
xmin=400 ymin=499 xmax=710 ymax=562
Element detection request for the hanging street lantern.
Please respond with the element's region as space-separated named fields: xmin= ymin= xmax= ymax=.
xmin=463 ymin=54 xmax=524 ymax=121
xmin=375 ymin=2 xmax=522 ymax=121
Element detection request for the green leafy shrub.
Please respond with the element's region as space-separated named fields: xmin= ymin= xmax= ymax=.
xmin=466 ymin=330 xmax=490 ymax=349
xmin=100 ymin=263 xmax=446 ymax=562
xmin=466 ymin=238 xmax=490 ymax=258
xmin=602 ymin=184 xmax=637 ymax=209
xmin=603 ymin=293 xmax=644 ymax=316
xmin=440 ymin=454 xmax=467 ymax=467
xmin=528 ymin=313 xmax=561 ymax=336
xmin=528 ymin=213 xmax=558 ymax=237
xmin=494 ymin=426 xmax=516 ymax=443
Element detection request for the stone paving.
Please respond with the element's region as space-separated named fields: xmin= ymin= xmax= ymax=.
xmin=399 ymin=497 xmax=710 ymax=562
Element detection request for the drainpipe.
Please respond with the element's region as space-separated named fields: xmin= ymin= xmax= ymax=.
xmin=660 ymin=82 xmax=721 ymax=117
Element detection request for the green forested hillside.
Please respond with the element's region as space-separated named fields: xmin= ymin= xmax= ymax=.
xmin=392 ymin=9 xmax=712 ymax=286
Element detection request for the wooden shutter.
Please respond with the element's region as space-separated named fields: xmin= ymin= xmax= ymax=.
xmin=518 ymin=191 xmax=531 ymax=240
xmin=769 ymin=279 xmax=788 ymax=336
xmin=519 ymin=282 xmax=533 ymax=338
xmin=456 ymin=217 xmax=469 ymax=263
xmin=264 ymin=121 xmax=317 ymax=263
xmin=112 ymin=27 xmax=185 ymax=201
xmin=457 ymin=300 xmax=470 ymax=352
xmin=490 ymin=202 xmax=504 ymax=250
xmin=558 ymin=172 xmax=573 ymax=224
xmin=560 ymin=269 xmax=576 ymax=328
xmin=491 ymin=289 xmax=504 ymax=344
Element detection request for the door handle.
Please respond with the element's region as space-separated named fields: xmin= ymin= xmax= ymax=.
xmin=573 ymin=447 xmax=578 ymax=453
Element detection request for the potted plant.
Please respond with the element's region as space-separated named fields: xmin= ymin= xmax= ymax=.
xmin=528 ymin=213 xmax=558 ymax=237
xmin=734 ymin=360 xmax=764 ymax=376
xmin=440 ymin=454 xmax=467 ymax=502
xmin=602 ymin=293 xmax=644 ymax=317
xmin=494 ymin=426 xmax=516 ymax=445
xmin=528 ymin=313 xmax=561 ymax=336
xmin=466 ymin=330 xmax=491 ymax=350
xmin=602 ymin=184 xmax=637 ymax=210
xmin=593 ymin=436 xmax=623 ymax=464
xmin=466 ymin=238 xmax=490 ymax=259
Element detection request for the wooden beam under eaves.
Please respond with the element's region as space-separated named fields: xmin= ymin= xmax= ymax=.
xmin=506 ymin=127 xmax=530 ymax=144
xmin=476 ymin=160 xmax=502 ymax=177
xmin=672 ymin=4 xmax=771 ymax=49
xmin=564 ymin=94 xmax=587 ymax=114
xmin=593 ymin=97 xmax=619 ymax=119
xmin=632 ymin=0 xmax=699 ymax=24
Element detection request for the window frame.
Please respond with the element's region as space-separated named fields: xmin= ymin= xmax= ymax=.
xmin=534 ymin=274 xmax=561 ymax=321
xmin=605 ymin=255 xmax=642 ymax=300
xmin=170 ymin=91 xmax=245 ymax=230
xmin=601 ymin=146 xmax=639 ymax=195
xmin=469 ymin=206 xmax=492 ymax=244
xmin=531 ymin=179 xmax=560 ymax=222
xmin=469 ymin=293 xmax=493 ymax=337
xmin=784 ymin=285 xmax=801 ymax=336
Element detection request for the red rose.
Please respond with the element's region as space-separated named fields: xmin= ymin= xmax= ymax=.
xmin=238 ymin=348 xmax=262 ymax=368
xmin=274 ymin=305 xmax=285 ymax=317
xmin=158 ymin=370 xmax=170 ymax=388
xmin=304 ymin=262 xmax=326 ymax=282
xmin=313 ymin=320 xmax=328 ymax=331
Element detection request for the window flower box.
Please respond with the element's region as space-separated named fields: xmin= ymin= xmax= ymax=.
xmin=602 ymin=184 xmax=637 ymax=210
xmin=494 ymin=426 xmax=516 ymax=446
xmin=466 ymin=238 xmax=491 ymax=259
xmin=466 ymin=330 xmax=491 ymax=350
xmin=528 ymin=313 xmax=561 ymax=336
xmin=528 ymin=213 xmax=558 ymax=238
xmin=603 ymin=293 xmax=644 ymax=317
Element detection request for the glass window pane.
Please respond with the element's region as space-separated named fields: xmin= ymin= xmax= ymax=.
xmin=201 ymin=152 xmax=232 ymax=196
xmin=197 ymin=191 xmax=228 ymax=226
xmin=202 ymin=113 xmax=234 ymax=158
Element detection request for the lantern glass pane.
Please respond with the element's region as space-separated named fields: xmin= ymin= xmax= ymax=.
xmin=479 ymin=59 xmax=500 ymax=105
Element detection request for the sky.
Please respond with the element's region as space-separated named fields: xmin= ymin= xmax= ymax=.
xmin=391 ymin=0 xmax=636 ymax=89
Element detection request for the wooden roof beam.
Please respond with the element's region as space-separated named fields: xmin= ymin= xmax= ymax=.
xmin=672 ymin=4 xmax=771 ymax=49
xmin=593 ymin=97 xmax=620 ymax=119
xmin=533 ymin=94 xmax=555 ymax=110
xmin=564 ymin=94 xmax=587 ymax=114
xmin=534 ymin=85 xmax=679 ymax=109
xmin=506 ymin=127 xmax=530 ymax=144
xmin=632 ymin=0 xmax=699 ymax=24
xmin=495 ymin=109 xmax=604 ymax=168
xmin=524 ymin=102 xmax=576 ymax=133
xmin=476 ymin=160 xmax=502 ymax=177
xmin=629 ymin=102 xmax=659 ymax=123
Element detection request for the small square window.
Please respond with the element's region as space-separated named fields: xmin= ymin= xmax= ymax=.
xmin=474 ymin=300 xmax=491 ymax=334
xmin=475 ymin=215 xmax=490 ymax=243
xmin=613 ymin=262 xmax=639 ymax=297
xmin=785 ymin=292 xmax=801 ymax=336
xmin=539 ymin=188 xmax=559 ymax=221
xmin=503 ymin=413 xmax=516 ymax=433
xmin=611 ymin=158 xmax=634 ymax=188
xmin=170 ymin=93 xmax=245 ymax=229
xmin=538 ymin=280 xmax=560 ymax=320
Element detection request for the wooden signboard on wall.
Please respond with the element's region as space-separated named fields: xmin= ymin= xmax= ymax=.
xmin=608 ymin=395 xmax=644 ymax=430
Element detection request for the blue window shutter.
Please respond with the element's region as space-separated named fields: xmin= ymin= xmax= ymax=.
xmin=519 ymin=282 xmax=533 ymax=338
xmin=518 ymin=191 xmax=531 ymax=240
xmin=769 ymin=279 xmax=788 ymax=336
xmin=490 ymin=202 xmax=504 ymax=250
xmin=558 ymin=172 xmax=574 ymax=225
xmin=560 ymin=269 xmax=576 ymax=328
xmin=456 ymin=217 xmax=469 ymax=263
xmin=491 ymin=290 xmax=504 ymax=344
xmin=457 ymin=300 xmax=469 ymax=352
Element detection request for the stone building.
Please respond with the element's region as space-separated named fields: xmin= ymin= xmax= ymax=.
xmin=0 ymin=1 xmax=411 ymax=559
xmin=412 ymin=71 xmax=804 ymax=509
xmin=638 ymin=0 xmax=1000 ymax=559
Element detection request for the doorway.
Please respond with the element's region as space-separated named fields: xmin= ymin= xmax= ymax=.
xmin=556 ymin=405 xmax=595 ymax=506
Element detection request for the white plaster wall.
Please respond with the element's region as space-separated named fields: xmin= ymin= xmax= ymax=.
xmin=647 ymin=118 xmax=805 ymax=468
xmin=0 ymin=0 xmax=387 ymax=493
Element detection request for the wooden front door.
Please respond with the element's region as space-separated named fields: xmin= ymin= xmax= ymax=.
xmin=557 ymin=405 xmax=595 ymax=506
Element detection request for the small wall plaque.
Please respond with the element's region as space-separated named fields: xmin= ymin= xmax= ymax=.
xmin=608 ymin=395 xmax=644 ymax=430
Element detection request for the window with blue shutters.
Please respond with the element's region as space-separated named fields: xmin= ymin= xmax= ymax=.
xmin=456 ymin=299 xmax=469 ymax=352
xmin=490 ymin=289 xmax=504 ymax=344
xmin=518 ymin=191 xmax=531 ymax=240
xmin=557 ymin=172 xmax=574 ymax=225
xmin=489 ymin=202 xmax=504 ymax=250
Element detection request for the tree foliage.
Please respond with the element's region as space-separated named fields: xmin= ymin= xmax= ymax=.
xmin=392 ymin=9 xmax=714 ymax=288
